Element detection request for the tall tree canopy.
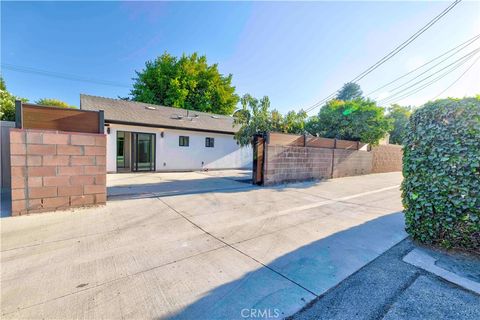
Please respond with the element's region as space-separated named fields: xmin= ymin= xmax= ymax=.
xmin=336 ymin=82 xmax=363 ymax=101
xmin=234 ymin=94 xmax=271 ymax=146
xmin=36 ymin=98 xmax=75 ymax=108
xmin=386 ymin=104 xmax=412 ymax=145
xmin=306 ymin=98 xmax=392 ymax=145
xmin=129 ymin=52 xmax=239 ymax=115
xmin=234 ymin=93 xmax=308 ymax=146
xmin=0 ymin=76 xmax=28 ymax=121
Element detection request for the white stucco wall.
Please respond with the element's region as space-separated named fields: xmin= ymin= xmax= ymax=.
xmin=106 ymin=123 xmax=252 ymax=172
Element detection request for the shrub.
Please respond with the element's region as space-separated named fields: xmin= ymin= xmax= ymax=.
xmin=402 ymin=97 xmax=480 ymax=252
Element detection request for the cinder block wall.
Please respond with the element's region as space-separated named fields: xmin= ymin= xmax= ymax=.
xmin=332 ymin=149 xmax=373 ymax=178
xmin=10 ymin=128 xmax=106 ymax=215
xmin=371 ymin=145 xmax=403 ymax=173
xmin=263 ymin=144 xmax=401 ymax=185
xmin=264 ymin=145 xmax=333 ymax=185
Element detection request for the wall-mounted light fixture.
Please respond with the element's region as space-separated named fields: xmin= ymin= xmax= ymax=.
xmin=160 ymin=131 xmax=164 ymax=138
xmin=107 ymin=127 xmax=111 ymax=134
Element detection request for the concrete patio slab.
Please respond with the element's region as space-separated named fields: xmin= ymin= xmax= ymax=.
xmin=232 ymin=212 xmax=406 ymax=295
xmin=2 ymin=246 xmax=315 ymax=320
xmin=107 ymin=170 xmax=253 ymax=200
xmin=1 ymin=171 xmax=406 ymax=319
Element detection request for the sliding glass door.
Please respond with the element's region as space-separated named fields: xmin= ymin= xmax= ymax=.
xmin=117 ymin=131 xmax=131 ymax=172
xmin=132 ymin=132 xmax=155 ymax=172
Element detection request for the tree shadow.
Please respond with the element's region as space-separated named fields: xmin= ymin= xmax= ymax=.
xmin=107 ymin=174 xmax=327 ymax=201
xmin=159 ymin=212 xmax=406 ymax=320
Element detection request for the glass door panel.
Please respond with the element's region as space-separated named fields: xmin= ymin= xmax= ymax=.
xmin=132 ymin=133 xmax=155 ymax=171
xmin=117 ymin=131 xmax=131 ymax=172
xmin=117 ymin=131 xmax=125 ymax=168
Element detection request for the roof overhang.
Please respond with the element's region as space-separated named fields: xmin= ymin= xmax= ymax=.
xmin=105 ymin=119 xmax=237 ymax=135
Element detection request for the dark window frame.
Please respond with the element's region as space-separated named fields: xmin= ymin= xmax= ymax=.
xmin=205 ymin=137 xmax=215 ymax=148
xmin=179 ymin=136 xmax=190 ymax=147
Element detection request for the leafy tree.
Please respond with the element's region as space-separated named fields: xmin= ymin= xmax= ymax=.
xmin=306 ymin=98 xmax=392 ymax=145
xmin=305 ymin=115 xmax=320 ymax=136
xmin=270 ymin=109 xmax=284 ymax=132
xmin=0 ymin=76 xmax=28 ymax=121
xmin=130 ymin=52 xmax=239 ymax=115
xmin=234 ymin=93 xmax=309 ymax=146
xmin=234 ymin=94 xmax=271 ymax=146
xmin=36 ymin=98 xmax=75 ymax=108
xmin=282 ymin=110 xmax=308 ymax=134
xmin=336 ymin=82 xmax=363 ymax=101
xmin=386 ymin=104 xmax=412 ymax=145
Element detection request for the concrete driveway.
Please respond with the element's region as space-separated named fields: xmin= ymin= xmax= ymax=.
xmin=1 ymin=171 xmax=406 ymax=319
xmin=107 ymin=169 xmax=253 ymax=200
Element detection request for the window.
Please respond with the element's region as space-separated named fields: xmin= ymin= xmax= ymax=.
xmin=179 ymin=136 xmax=189 ymax=147
xmin=205 ymin=137 xmax=215 ymax=148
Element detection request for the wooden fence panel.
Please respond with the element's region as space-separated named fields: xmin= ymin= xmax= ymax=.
xmin=267 ymin=132 xmax=365 ymax=150
xmin=20 ymin=103 xmax=102 ymax=134
xmin=335 ymin=139 xmax=358 ymax=150
xmin=306 ymin=137 xmax=335 ymax=148
xmin=269 ymin=132 xmax=304 ymax=146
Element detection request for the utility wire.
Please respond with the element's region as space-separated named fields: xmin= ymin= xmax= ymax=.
xmin=379 ymin=51 xmax=479 ymax=105
xmin=432 ymin=55 xmax=480 ymax=100
xmin=1 ymin=63 xmax=131 ymax=88
xmin=304 ymin=0 xmax=462 ymax=114
xmin=377 ymin=47 xmax=480 ymax=103
xmin=366 ymin=33 xmax=480 ymax=97
xmin=379 ymin=51 xmax=477 ymax=104
xmin=379 ymin=58 xmax=475 ymax=105
xmin=349 ymin=0 xmax=462 ymax=84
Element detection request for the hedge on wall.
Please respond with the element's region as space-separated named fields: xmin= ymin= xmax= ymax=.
xmin=402 ymin=97 xmax=480 ymax=252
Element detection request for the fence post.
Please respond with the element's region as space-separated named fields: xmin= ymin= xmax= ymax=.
xmin=303 ymin=134 xmax=307 ymax=147
xmin=15 ymin=100 xmax=23 ymax=129
xmin=331 ymin=138 xmax=337 ymax=178
xmin=98 ymin=110 xmax=105 ymax=134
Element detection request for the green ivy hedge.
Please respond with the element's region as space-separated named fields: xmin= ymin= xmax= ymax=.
xmin=402 ymin=97 xmax=480 ymax=252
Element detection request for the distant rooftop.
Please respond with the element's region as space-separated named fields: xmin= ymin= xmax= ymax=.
xmin=80 ymin=94 xmax=239 ymax=134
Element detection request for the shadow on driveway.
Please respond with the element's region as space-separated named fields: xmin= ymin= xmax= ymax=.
xmin=107 ymin=172 xmax=323 ymax=201
xmin=162 ymin=212 xmax=406 ymax=320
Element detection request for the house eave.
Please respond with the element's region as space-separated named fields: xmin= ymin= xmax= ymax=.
xmin=105 ymin=119 xmax=237 ymax=135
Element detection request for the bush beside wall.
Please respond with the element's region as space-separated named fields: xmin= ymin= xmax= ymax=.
xmin=402 ymin=97 xmax=480 ymax=251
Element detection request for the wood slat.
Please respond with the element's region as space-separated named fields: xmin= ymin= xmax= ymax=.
xmin=22 ymin=104 xmax=100 ymax=134
xmin=306 ymin=137 xmax=335 ymax=148
xmin=269 ymin=132 xmax=304 ymax=146
xmin=335 ymin=139 xmax=358 ymax=150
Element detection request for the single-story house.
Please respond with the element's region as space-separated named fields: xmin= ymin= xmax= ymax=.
xmin=80 ymin=94 xmax=252 ymax=173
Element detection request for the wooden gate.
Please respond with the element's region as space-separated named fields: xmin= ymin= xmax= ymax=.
xmin=252 ymin=134 xmax=265 ymax=185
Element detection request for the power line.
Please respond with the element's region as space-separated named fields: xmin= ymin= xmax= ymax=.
xmin=304 ymin=0 xmax=462 ymax=114
xmin=1 ymin=63 xmax=131 ymax=88
xmin=366 ymin=33 xmax=480 ymax=97
xmin=378 ymin=51 xmax=478 ymax=104
xmin=349 ymin=0 xmax=462 ymax=83
xmin=379 ymin=58 xmax=475 ymax=105
xmin=377 ymin=47 xmax=480 ymax=103
xmin=432 ymin=55 xmax=480 ymax=100
xmin=378 ymin=51 xmax=479 ymax=105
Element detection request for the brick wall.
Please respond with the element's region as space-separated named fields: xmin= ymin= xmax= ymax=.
xmin=262 ymin=144 xmax=400 ymax=185
xmin=264 ymin=145 xmax=333 ymax=185
xmin=332 ymin=149 xmax=373 ymax=178
xmin=371 ymin=144 xmax=403 ymax=173
xmin=10 ymin=128 xmax=106 ymax=215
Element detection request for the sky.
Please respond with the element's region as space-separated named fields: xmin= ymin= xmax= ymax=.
xmin=1 ymin=1 xmax=479 ymax=114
